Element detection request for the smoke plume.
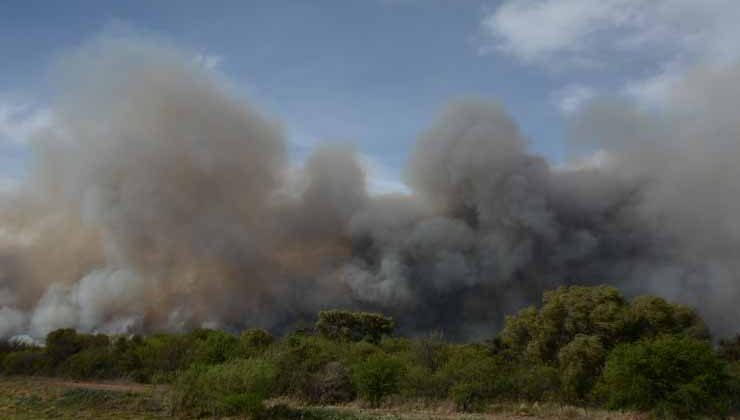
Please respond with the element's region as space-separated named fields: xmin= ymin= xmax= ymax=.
xmin=2 ymin=35 xmax=740 ymax=340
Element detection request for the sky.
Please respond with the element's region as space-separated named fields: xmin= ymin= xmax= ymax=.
xmin=2 ymin=0 xmax=740 ymax=193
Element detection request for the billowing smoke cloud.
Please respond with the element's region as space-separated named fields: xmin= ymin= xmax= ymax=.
xmin=2 ymin=34 xmax=740 ymax=340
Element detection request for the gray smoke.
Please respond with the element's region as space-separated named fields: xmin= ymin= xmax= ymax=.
xmin=1 ymin=35 xmax=740 ymax=340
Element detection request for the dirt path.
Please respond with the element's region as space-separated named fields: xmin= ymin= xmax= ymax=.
xmin=40 ymin=378 xmax=153 ymax=393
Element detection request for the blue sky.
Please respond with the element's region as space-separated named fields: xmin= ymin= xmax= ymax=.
xmin=2 ymin=0 xmax=739 ymax=193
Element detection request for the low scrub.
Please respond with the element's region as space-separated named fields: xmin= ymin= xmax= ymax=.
xmin=351 ymin=352 xmax=404 ymax=407
xmin=170 ymin=357 xmax=276 ymax=417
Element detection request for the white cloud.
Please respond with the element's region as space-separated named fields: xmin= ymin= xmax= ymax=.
xmin=194 ymin=54 xmax=223 ymax=70
xmin=622 ymin=68 xmax=682 ymax=108
xmin=0 ymin=101 xmax=51 ymax=144
xmin=485 ymin=1 xmax=740 ymax=107
xmin=552 ymin=84 xmax=596 ymax=114
xmin=484 ymin=0 xmax=740 ymax=67
xmin=483 ymin=0 xmax=638 ymax=64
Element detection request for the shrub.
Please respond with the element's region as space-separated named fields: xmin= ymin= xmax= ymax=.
xmin=239 ymin=328 xmax=274 ymax=357
xmin=508 ymin=362 xmax=560 ymax=402
xmin=193 ymin=330 xmax=239 ymax=364
xmin=134 ymin=334 xmax=198 ymax=382
xmin=61 ymin=347 xmax=117 ymax=379
xmin=270 ymin=335 xmax=346 ymax=398
xmin=409 ymin=332 xmax=447 ymax=372
xmin=438 ymin=344 xmax=504 ymax=408
xmin=557 ymin=334 xmax=605 ymax=401
xmin=450 ymin=381 xmax=486 ymax=413
xmin=725 ymin=361 xmax=740 ymax=412
xmin=316 ymin=310 xmax=394 ymax=344
xmin=352 ymin=353 xmax=404 ymax=407
xmin=718 ymin=334 xmax=740 ymax=361
xmin=0 ymin=339 xmax=38 ymax=369
xmin=628 ymin=295 xmax=708 ymax=340
xmin=111 ymin=335 xmax=144 ymax=379
xmin=595 ymin=335 xmax=730 ymax=418
xmin=45 ymin=329 xmax=111 ymax=373
xmin=170 ymin=357 xmax=276 ymax=417
xmin=3 ymin=350 xmax=46 ymax=375
xmin=501 ymin=285 xmax=628 ymax=363
xmin=46 ymin=329 xmax=85 ymax=368
xmin=399 ymin=364 xmax=448 ymax=400
xmin=307 ymin=361 xmax=355 ymax=404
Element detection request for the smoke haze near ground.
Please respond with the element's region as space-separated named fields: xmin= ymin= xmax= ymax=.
xmin=2 ymin=35 xmax=740 ymax=340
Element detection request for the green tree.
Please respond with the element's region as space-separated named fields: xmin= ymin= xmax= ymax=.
xmin=557 ymin=334 xmax=605 ymax=401
xmin=134 ymin=334 xmax=198 ymax=382
xmin=2 ymin=350 xmax=46 ymax=375
xmin=239 ymin=328 xmax=274 ymax=358
xmin=46 ymin=329 xmax=85 ymax=368
xmin=440 ymin=345 xmax=503 ymax=411
xmin=352 ymin=353 xmax=403 ymax=407
xmin=46 ymin=329 xmax=111 ymax=371
xmin=595 ymin=335 xmax=730 ymax=418
xmin=500 ymin=285 xmax=628 ymax=363
xmin=628 ymin=295 xmax=708 ymax=340
xmin=193 ymin=330 xmax=239 ymax=364
xmin=61 ymin=347 xmax=117 ymax=379
xmin=316 ymin=310 xmax=394 ymax=344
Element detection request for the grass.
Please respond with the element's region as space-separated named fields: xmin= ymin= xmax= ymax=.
xmin=0 ymin=376 xmax=647 ymax=419
xmin=0 ymin=377 xmax=167 ymax=419
xmin=290 ymin=403 xmax=644 ymax=420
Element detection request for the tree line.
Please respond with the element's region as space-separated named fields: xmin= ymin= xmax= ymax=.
xmin=2 ymin=285 xmax=740 ymax=418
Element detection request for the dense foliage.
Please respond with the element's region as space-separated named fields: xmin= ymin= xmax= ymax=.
xmin=596 ymin=335 xmax=730 ymax=418
xmin=316 ymin=310 xmax=395 ymax=344
xmin=0 ymin=286 xmax=737 ymax=418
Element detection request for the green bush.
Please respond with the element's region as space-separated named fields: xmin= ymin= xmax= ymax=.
xmin=725 ymin=361 xmax=740 ymax=412
xmin=450 ymin=381 xmax=486 ymax=413
xmin=192 ymin=330 xmax=239 ymax=364
xmin=61 ymin=347 xmax=117 ymax=379
xmin=307 ymin=361 xmax=355 ymax=404
xmin=170 ymin=357 xmax=276 ymax=417
xmin=270 ymin=335 xmax=345 ymax=397
xmin=628 ymin=295 xmax=708 ymax=340
xmin=500 ymin=285 xmax=628 ymax=363
xmin=0 ymin=339 xmax=39 ymax=370
xmin=111 ymin=335 xmax=144 ymax=380
xmin=595 ymin=335 xmax=730 ymax=418
xmin=508 ymin=362 xmax=560 ymax=402
xmin=399 ymin=364 xmax=448 ymax=400
xmin=46 ymin=329 xmax=84 ymax=368
xmin=316 ymin=310 xmax=394 ymax=344
xmin=557 ymin=334 xmax=605 ymax=401
xmin=718 ymin=334 xmax=740 ymax=361
xmin=351 ymin=353 xmax=404 ymax=407
xmin=437 ymin=344 xmax=504 ymax=407
xmin=44 ymin=329 xmax=112 ymax=376
xmin=500 ymin=286 xmax=708 ymax=366
xmin=239 ymin=328 xmax=274 ymax=357
xmin=2 ymin=350 xmax=46 ymax=375
xmin=409 ymin=333 xmax=447 ymax=372
xmin=133 ymin=334 xmax=198 ymax=382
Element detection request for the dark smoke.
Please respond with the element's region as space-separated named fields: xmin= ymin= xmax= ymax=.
xmin=1 ymin=35 xmax=740 ymax=340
